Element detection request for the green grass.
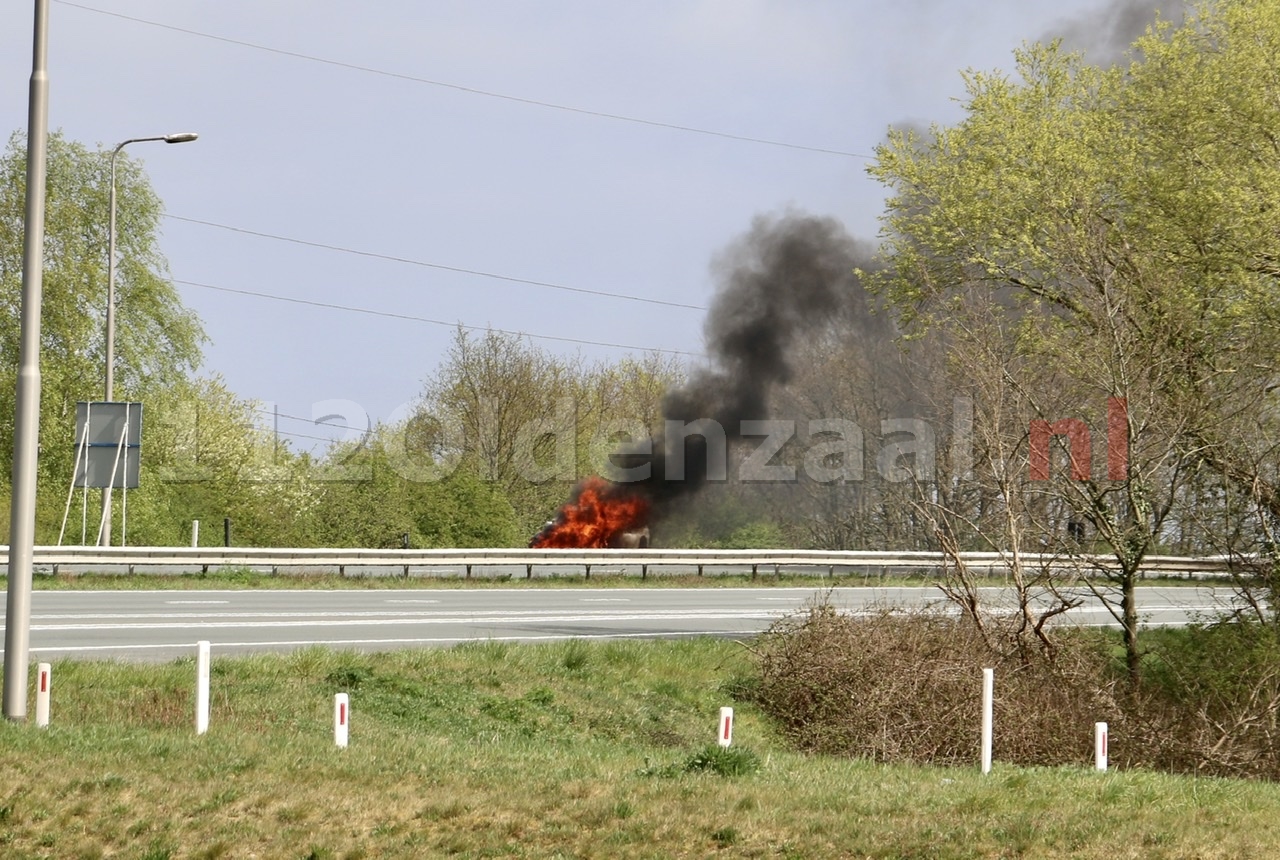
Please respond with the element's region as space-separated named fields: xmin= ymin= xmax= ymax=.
xmin=1 ymin=638 xmax=1279 ymax=858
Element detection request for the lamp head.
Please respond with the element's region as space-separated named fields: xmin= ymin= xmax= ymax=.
xmin=164 ymin=132 xmax=198 ymax=144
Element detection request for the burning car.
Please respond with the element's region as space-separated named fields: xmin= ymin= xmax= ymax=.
xmin=528 ymin=476 xmax=650 ymax=548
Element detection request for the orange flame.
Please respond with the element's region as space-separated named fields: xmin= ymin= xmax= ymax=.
xmin=531 ymin=476 xmax=649 ymax=548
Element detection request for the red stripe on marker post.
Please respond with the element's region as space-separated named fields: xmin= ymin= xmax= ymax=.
xmin=334 ymin=693 xmax=350 ymax=748
xmin=35 ymin=663 xmax=50 ymax=728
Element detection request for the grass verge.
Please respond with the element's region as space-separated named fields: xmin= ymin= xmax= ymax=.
xmin=1 ymin=638 xmax=1279 ymax=858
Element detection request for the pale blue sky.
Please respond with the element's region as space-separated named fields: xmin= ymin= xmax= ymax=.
xmin=1 ymin=1 xmax=1181 ymax=453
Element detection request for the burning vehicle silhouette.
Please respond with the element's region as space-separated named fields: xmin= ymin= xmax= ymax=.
xmin=528 ymin=477 xmax=650 ymax=548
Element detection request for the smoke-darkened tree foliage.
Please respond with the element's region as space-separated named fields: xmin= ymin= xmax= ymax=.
xmin=584 ymin=211 xmax=943 ymax=549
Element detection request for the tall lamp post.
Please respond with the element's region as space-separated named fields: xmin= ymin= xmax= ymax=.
xmin=4 ymin=0 xmax=50 ymax=722
xmin=100 ymin=132 xmax=197 ymax=546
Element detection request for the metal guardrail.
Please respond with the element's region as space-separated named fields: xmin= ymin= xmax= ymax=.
xmin=0 ymin=546 xmax=1241 ymax=579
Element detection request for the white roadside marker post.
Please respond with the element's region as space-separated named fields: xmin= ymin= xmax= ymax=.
xmin=335 ymin=693 xmax=349 ymax=748
xmin=1095 ymin=722 xmax=1108 ymax=771
xmin=196 ymin=640 xmax=210 ymax=735
xmin=35 ymin=663 xmax=50 ymax=728
xmin=981 ymin=667 xmax=994 ymax=775
xmin=718 ymin=707 xmax=734 ymax=748
xmin=191 ymin=519 xmax=199 ymax=547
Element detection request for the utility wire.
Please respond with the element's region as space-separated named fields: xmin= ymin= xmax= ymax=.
xmin=55 ymin=0 xmax=872 ymax=160
xmin=175 ymin=278 xmax=706 ymax=358
xmin=219 ymin=411 xmax=354 ymax=447
xmin=165 ymin=214 xmax=706 ymax=311
xmin=253 ymin=406 xmax=368 ymax=434
xmin=252 ymin=407 xmax=376 ymax=442
xmin=244 ymin=407 xmax=370 ymax=447
xmin=264 ymin=426 xmax=354 ymax=447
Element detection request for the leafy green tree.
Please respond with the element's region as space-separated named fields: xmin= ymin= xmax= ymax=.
xmin=869 ymin=0 xmax=1280 ymax=676
xmin=260 ymin=335 xmax=693 ymax=549
xmin=138 ymin=377 xmax=317 ymax=547
xmin=0 ymin=130 xmax=205 ymax=541
xmin=310 ymin=424 xmax=523 ymax=548
xmin=416 ymin=327 xmax=579 ymax=534
xmin=1118 ymin=0 xmax=1280 ymax=584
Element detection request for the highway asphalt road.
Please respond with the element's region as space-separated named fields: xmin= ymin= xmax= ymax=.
xmin=0 ymin=585 xmax=1243 ymax=662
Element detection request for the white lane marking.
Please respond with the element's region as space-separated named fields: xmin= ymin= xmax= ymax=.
xmin=17 ymin=629 xmax=751 ymax=655
xmin=756 ymin=597 xmax=806 ymax=601
xmin=15 ymin=610 xmax=783 ymax=633
xmin=24 ymin=608 xmax=757 ymax=621
xmin=164 ymin=600 xmax=230 ymax=605
xmin=580 ymin=598 xmax=631 ymax=602
xmin=8 ymin=603 xmax=1220 ymax=628
xmin=384 ymin=599 xmax=439 ymax=604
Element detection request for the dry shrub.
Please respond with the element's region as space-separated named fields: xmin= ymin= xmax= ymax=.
xmin=749 ymin=604 xmax=1119 ymax=768
xmin=1121 ymin=623 xmax=1280 ymax=780
xmin=750 ymin=604 xmax=1280 ymax=779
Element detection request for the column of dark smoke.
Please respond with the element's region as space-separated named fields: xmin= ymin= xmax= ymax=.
xmin=613 ymin=211 xmax=867 ymax=513
xmin=1044 ymin=0 xmax=1186 ymax=67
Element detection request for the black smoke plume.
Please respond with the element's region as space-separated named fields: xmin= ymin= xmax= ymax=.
xmin=613 ymin=211 xmax=872 ymax=514
xmin=1043 ymin=0 xmax=1186 ymax=67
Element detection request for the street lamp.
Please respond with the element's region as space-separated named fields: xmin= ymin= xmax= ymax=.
xmin=105 ymin=132 xmax=197 ymax=400
xmin=101 ymin=132 xmax=197 ymax=546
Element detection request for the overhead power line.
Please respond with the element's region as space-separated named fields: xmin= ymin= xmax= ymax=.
xmin=175 ymin=278 xmax=705 ymax=358
xmin=165 ymin=214 xmax=706 ymax=311
xmin=243 ymin=404 xmax=370 ymax=447
xmin=253 ymin=406 xmax=369 ymax=435
xmin=55 ymin=0 xmax=873 ymax=160
xmin=260 ymin=425 xmax=355 ymax=448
